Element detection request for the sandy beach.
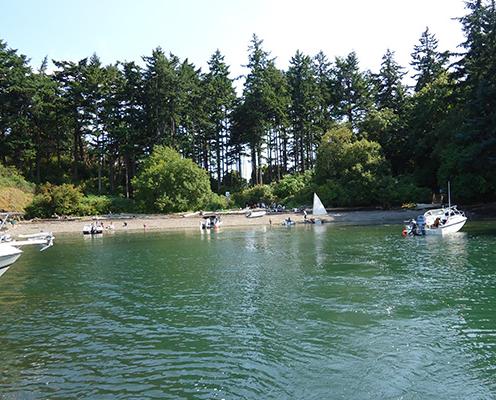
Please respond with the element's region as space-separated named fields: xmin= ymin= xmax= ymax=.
xmin=4 ymin=208 xmax=424 ymax=236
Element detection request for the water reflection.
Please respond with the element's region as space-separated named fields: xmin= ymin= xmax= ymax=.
xmin=311 ymin=224 xmax=329 ymax=269
xmin=424 ymin=232 xmax=469 ymax=269
xmin=1 ymin=224 xmax=496 ymax=398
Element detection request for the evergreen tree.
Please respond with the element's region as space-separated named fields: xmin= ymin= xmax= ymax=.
xmin=312 ymin=51 xmax=334 ymax=136
xmin=364 ymin=50 xmax=409 ymax=175
xmin=234 ymin=34 xmax=281 ymax=184
xmin=203 ymin=50 xmax=237 ymax=190
xmin=410 ymin=27 xmax=449 ymax=92
xmin=142 ymin=48 xmax=181 ymax=149
xmin=447 ymin=0 xmax=496 ymax=201
xmin=287 ymin=50 xmax=320 ymax=172
xmin=30 ymin=58 xmax=62 ymax=183
xmin=0 ymin=40 xmax=34 ymax=171
xmin=374 ymin=49 xmax=407 ymax=112
xmin=52 ymin=58 xmax=90 ymax=181
xmin=331 ymin=52 xmax=372 ymax=129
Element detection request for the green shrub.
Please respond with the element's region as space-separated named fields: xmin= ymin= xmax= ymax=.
xmin=133 ymin=146 xmax=212 ymax=213
xmin=232 ymin=184 xmax=275 ymax=207
xmin=205 ymin=193 xmax=229 ymax=211
xmin=272 ymin=172 xmax=312 ymax=202
xmin=25 ymin=183 xmax=83 ymax=218
xmin=109 ymin=196 xmax=136 ymax=213
xmin=386 ymin=176 xmax=431 ymax=206
xmin=78 ymin=195 xmax=112 ymax=215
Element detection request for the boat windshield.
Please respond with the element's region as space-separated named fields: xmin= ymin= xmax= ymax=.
xmin=425 ymin=206 xmax=464 ymax=218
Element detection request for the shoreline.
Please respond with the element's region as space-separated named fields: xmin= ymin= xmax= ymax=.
xmin=5 ymin=209 xmax=426 ymax=236
xmin=4 ymin=205 xmax=494 ymax=237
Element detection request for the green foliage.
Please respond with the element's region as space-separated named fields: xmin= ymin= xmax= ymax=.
xmin=218 ymin=171 xmax=247 ymax=194
xmin=78 ymin=195 xmax=112 ymax=215
xmin=205 ymin=193 xmax=229 ymax=211
xmin=25 ymin=183 xmax=83 ymax=218
xmin=132 ymin=146 xmax=212 ymax=213
xmin=232 ymin=184 xmax=275 ymax=207
xmin=314 ymin=125 xmax=430 ymax=207
xmin=77 ymin=195 xmax=137 ymax=215
xmin=384 ymin=175 xmax=431 ymax=206
xmin=315 ymin=125 xmax=389 ymax=184
xmin=0 ymin=164 xmax=34 ymax=193
xmin=3 ymin=6 xmax=496 ymax=208
xmin=272 ymin=171 xmax=313 ymax=202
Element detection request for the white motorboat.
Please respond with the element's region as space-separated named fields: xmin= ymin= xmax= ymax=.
xmin=0 ymin=243 xmax=23 ymax=278
xmin=403 ymin=182 xmax=467 ymax=236
xmin=424 ymin=206 xmax=467 ymax=235
xmin=0 ymin=213 xmax=55 ymax=277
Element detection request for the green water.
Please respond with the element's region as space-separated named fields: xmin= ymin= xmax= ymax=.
xmin=1 ymin=223 xmax=496 ymax=399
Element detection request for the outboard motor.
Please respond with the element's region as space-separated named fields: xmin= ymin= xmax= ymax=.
xmin=403 ymin=216 xmax=425 ymax=237
xmin=416 ymin=214 xmax=426 ymax=235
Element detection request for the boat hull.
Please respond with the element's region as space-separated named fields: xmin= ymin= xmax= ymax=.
xmin=82 ymin=225 xmax=103 ymax=235
xmin=246 ymin=211 xmax=267 ymax=218
xmin=425 ymin=216 xmax=467 ymax=236
xmin=0 ymin=245 xmax=23 ymax=277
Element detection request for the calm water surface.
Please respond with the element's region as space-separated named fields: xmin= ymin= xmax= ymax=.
xmin=1 ymin=223 xmax=496 ymax=399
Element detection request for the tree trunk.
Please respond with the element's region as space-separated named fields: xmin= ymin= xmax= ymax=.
xmin=251 ymin=146 xmax=257 ymax=185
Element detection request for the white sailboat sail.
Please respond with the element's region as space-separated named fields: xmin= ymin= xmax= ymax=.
xmin=312 ymin=193 xmax=327 ymax=216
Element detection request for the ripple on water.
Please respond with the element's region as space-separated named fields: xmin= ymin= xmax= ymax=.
xmin=1 ymin=224 xmax=496 ymax=398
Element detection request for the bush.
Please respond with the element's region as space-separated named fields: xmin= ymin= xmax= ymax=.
xmin=232 ymin=184 xmax=275 ymax=208
xmin=205 ymin=193 xmax=229 ymax=211
xmin=78 ymin=195 xmax=112 ymax=215
xmin=25 ymin=183 xmax=83 ymax=218
xmin=218 ymin=171 xmax=248 ymax=194
xmin=108 ymin=196 xmax=136 ymax=213
xmin=272 ymin=172 xmax=312 ymax=202
xmin=133 ymin=146 xmax=212 ymax=213
xmin=386 ymin=176 xmax=431 ymax=206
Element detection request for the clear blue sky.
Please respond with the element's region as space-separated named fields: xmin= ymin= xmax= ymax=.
xmin=1 ymin=0 xmax=467 ymax=79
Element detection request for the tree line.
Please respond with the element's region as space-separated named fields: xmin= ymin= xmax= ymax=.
xmin=1 ymin=0 xmax=495 ymax=208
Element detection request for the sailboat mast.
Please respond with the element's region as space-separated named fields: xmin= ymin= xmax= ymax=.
xmin=448 ymin=181 xmax=451 ymax=209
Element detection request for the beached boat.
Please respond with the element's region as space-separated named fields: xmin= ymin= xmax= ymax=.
xmin=403 ymin=182 xmax=467 ymax=236
xmin=200 ymin=215 xmax=222 ymax=229
xmin=305 ymin=193 xmax=327 ymax=224
xmin=281 ymin=217 xmax=296 ymax=226
xmin=246 ymin=210 xmax=267 ymax=218
xmin=83 ymin=224 xmax=104 ymax=235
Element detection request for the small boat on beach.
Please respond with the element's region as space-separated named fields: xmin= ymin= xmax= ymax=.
xmin=200 ymin=215 xmax=222 ymax=230
xmin=246 ymin=210 xmax=267 ymax=218
xmin=83 ymin=223 xmax=104 ymax=235
xmin=305 ymin=193 xmax=327 ymax=224
xmin=281 ymin=217 xmax=296 ymax=226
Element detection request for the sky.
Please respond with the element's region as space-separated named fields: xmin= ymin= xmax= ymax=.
xmin=1 ymin=0 xmax=468 ymax=81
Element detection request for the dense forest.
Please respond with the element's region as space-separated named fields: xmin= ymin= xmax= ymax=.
xmin=1 ymin=0 xmax=495 ymax=216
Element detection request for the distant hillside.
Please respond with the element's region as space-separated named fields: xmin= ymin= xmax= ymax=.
xmin=0 ymin=164 xmax=34 ymax=212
